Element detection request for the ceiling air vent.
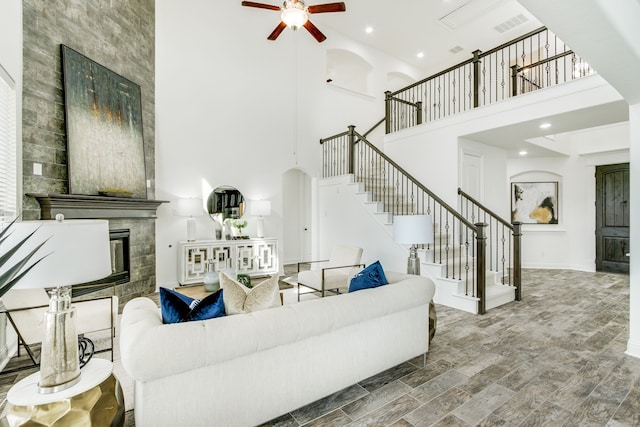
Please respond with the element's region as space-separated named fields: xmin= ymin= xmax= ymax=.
xmin=439 ymin=0 xmax=502 ymax=30
xmin=493 ymin=14 xmax=529 ymax=33
xmin=449 ymin=46 xmax=464 ymax=54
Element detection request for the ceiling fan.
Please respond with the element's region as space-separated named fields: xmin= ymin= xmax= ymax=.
xmin=241 ymin=0 xmax=346 ymax=43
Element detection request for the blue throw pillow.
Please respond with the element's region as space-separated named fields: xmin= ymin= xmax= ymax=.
xmin=348 ymin=261 xmax=389 ymax=292
xmin=160 ymin=287 xmax=226 ymax=324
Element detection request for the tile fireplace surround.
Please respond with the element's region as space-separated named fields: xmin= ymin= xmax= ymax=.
xmin=27 ymin=193 xmax=167 ymax=308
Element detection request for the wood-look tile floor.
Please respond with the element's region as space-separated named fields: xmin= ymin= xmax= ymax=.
xmin=1 ymin=269 xmax=638 ymax=426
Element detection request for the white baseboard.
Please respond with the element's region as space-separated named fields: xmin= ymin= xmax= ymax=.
xmin=626 ymin=338 xmax=640 ymax=359
xmin=521 ymin=262 xmax=595 ymax=272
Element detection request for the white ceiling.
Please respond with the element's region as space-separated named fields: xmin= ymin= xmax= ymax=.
xmin=310 ymin=0 xmax=543 ymax=75
xmin=464 ymin=100 xmax=630 ymax=158
xmin=249 ymin=0 xmax=631 ymax=157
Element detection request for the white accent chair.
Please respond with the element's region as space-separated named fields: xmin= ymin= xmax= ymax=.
xmin=1 ymin=286 xmax=118 ymax=373
xmin=296 ymin=245 xmax=364 ymax=301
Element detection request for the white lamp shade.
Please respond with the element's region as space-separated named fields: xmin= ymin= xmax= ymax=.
xmin=250 ymin=200 xmax=272 ymax=217
xmin=393 ymin=215 xmax=434 ymax=245
xmin=176 ymin=198 xmax=203 ymax=217
xmin=0 ymin=219 xmax=112 ymax=288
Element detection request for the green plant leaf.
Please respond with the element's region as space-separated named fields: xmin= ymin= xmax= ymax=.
xmin=0 ymin=239 xmax=50 ymax=288
xmin=0 ymin=227 xmax=44 ymax=270
xmin=0 ymin=218 xmax=50 ymax=297
xmin=0 ymin=216 xmax=20 ymax=243
xmin=0 ymin=256 xmax=48 ymax=299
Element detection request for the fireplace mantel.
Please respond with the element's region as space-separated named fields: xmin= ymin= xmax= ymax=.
xmin=28 ymin=193 xmax=168 ymax=220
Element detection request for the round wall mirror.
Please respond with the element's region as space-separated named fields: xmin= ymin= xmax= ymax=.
xmin=207 ymin=186 xmax=244 ymax=220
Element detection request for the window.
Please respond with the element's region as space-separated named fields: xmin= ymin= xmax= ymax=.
xmin=0 ymin=64 xmax=17 ymax=227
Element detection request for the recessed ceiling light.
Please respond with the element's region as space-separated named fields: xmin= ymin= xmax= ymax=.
xmin=519 ymin=150 xmax=528 ymax=156
xmin=365 ymin=26 xmax=373 ymax=34
xmin=539 ymin=123 xmax=552 ymax=129
xmin=417 ymin=52 xmax=424 ymax=59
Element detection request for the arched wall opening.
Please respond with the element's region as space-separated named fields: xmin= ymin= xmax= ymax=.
xmin=326 ymin=48 xmax=373 ymax=95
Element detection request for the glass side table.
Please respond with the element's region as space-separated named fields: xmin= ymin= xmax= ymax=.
xmin=1 ymin=358 xmax=124 ymax=427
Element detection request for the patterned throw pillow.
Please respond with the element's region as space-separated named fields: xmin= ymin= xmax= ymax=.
xmin=348 ymin=261 xmax=388 ymax=292
xmin=220 ymin=273 xmax=281 ymax=315
xmin=159 ymin=287 xmax=225 ymax=324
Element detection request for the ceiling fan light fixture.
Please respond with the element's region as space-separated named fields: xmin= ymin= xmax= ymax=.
xmin=281 ymin=7 xmax=308 ymax=30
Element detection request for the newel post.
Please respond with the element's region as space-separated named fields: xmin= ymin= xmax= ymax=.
xmin=510 ymin=65 xmax=519 ymax=97
xmin=513 ymin=222 xmax=522 ymax=301
xmin=416 ymin=101 xmax=423 ymax=126
xmin=348 ymin=125 xmax=356 ymax=175
xmin=384 ymin=91 xmax=392 ymax=134
xmin=472 ymin=50 xmax=482 ymax=108
xmin=475 ymin=222 xmax=487 ymax=314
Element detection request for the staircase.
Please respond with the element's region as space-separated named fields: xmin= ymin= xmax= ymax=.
xmin=315 ymin=26 xmax=600 ymax=313
xmin=346 ymin=173 xmax=517 ymax=314
xmin=320 ymin=126 xmax=522 ymax=314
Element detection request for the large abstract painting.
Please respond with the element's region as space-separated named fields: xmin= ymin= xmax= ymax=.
xmin=61 ymin=45 xmax=146 ymax=198
xmin=511 ymin=181 xmax=558 ymax=224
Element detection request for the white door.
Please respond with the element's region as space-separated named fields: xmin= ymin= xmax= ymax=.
xmin=283 ymin=169 xmax=312 ymax=265
xmin=461 ymin=152 xmax=483 ymax=200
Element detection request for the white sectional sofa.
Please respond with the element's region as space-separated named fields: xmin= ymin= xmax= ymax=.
xmin=119 ymin=271 xmax=435 ymax=427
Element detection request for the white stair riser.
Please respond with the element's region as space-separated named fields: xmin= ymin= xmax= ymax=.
xmin=340 ymin=173 xmax=516 ymax=313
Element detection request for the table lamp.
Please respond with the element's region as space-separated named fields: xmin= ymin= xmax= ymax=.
xmin=393 ymin=214 xmax=434 ymax=276
xmin=177 ymin=197 xmax=203 ymax=242
xmin=0 ymin=215 xmax=111 ymax=394
xmin=250 ymin=200 xmax=271 ymax=238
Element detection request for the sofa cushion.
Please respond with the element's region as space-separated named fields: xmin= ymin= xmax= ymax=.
xmin=159 ymin=287 xmax=225 ymax=324
xmin=220 ymin=273 xmax=280 ymax=315
xmin=349 ymin=261 xmax=388 ymax=292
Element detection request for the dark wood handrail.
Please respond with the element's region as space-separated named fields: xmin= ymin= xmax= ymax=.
xmin=319 ymin=130 xmax=350 ymax=144
xmin=362 ymin=118 xmax=385 ymax=138
xmin=389 ymin=57 xmax=475 ymax=96
xmin=458 ymin=188 xmax=514 ymax=230
xmin=355 ymin=131 xmax=478 ymax=232
xmin=386 ymin=95 xmax=418 ymax=107
xmin=389 ymin=27 xmax=548 ymax=98
xmin=355 ymin=118 xmax=386 ymax=144
xmin=478 ymin=26 xmax=547 ymax=58
xmin=516 ymin=50 xmax=575 ymax=73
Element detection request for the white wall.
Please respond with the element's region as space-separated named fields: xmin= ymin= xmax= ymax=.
xmin=0 ymin=0 xmax=21 ymax=371
xmin=155 ymin=0 xmax=423 ymax=286
xmin=0 ymin=0 xmax=21 ymax=80
xmin=317 ymin=177 xmax=407 ymax=273
xmin=508 ymin=123 xmax=629 ymax=271
xmin=459 ymin=138 xmax=509 ymax=219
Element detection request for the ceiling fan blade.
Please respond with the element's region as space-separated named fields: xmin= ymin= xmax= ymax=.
xmin=303 ymin=20 xmax=327 ymax=42
xmin=241 ymin=1 xmax=281 ymax=11
xmin=307 ymin=2 xmax=346 ymax=14
xmin=267 ymin=21 xmax=288 ymax=40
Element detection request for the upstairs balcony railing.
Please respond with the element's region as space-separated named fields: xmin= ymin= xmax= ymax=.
xmin=385 ymin=27 xmax=595 ymax=134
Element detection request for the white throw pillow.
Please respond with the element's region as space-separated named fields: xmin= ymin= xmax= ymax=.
xmin=220 ymin=272 xmax=280 ymax=315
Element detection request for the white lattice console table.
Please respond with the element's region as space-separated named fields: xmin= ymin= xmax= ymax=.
xmin=178 ymin=238 xmax=279 ymax=285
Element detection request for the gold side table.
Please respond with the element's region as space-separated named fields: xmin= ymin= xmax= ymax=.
xmin=1 ymin=359 xmax=124 ymax=427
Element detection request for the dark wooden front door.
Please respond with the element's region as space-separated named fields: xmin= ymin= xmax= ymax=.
xmin=595 ymin=163 xmax=630 ymax=273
